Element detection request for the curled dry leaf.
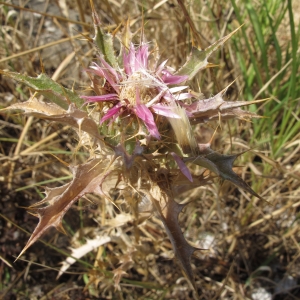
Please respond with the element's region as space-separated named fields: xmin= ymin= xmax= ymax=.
xmin=16 ymin=158 xmax=115 ymax=260
xmin=3 ymin=97 xmax=103 ymax=140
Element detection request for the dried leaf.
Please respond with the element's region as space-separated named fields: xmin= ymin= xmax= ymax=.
xmin=112 ymin=268 xmax=128 ymax=290
xmin=16 ymin=158 xmax=114 ymax=260
xmin=184 ymin=87 xmax=266 ymax=124
xmin=3 ymin=97 xmax=102 ymax=140
xmin=112 ymin=249 xmax=135 ymax=289
xmin=146 ymin=185 xmax=199 ymax=289
xmin=172 ymin=173 xmax=213 ymax=195
xmin=184 ymin=148 xmax=263 ymax=200
xmin=58 ymin=235 xmax=113 ymax=278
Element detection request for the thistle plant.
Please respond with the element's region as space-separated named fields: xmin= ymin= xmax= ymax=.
xmin=1 ymin=3 xmax=265 ymax=291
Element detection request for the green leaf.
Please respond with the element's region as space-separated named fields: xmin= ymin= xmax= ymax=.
xmin=0 ymin=71 xmax=84 ymax=109
xmin=90 ymin=3 xmax=118 ymax=68
xmin=176 ymin=26 xmax=242 ymax=80
xmin=94 ymin=29 xmax=118 ymax=69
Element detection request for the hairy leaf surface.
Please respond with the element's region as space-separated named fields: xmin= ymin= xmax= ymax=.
xmin=90 ymin=2 xmax=118 ymax=68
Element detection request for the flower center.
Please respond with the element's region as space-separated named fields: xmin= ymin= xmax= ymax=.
xmin=120 ymin=72 xmax=153 ymax=105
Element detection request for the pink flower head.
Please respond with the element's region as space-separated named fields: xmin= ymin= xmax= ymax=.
xmin=81 ymin=43 xmax=191 ymax=139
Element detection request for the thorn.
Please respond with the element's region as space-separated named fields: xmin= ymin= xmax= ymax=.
xmin=39 ymin=53 xmax=45 ymax=74
xmin=49 ymin=153 xmax=69 ymax=167
xmin=220 ymin=77 xmax=239 ymax=95
xmin=209 ymin=125 xmax=219 ymax=145
xmin=206 ymin=63 xmax=219 ymax=68
xmin=112 ymin=22 xmax=122 ymax=37
xmin=56 ymin=222 xmax=67 ymax=235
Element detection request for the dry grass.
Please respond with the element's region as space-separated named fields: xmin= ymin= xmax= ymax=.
xmin=0 ymin=1 xmax=299 ymax=299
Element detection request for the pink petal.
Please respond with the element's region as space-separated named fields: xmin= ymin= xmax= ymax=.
xmin=169 ymin=86 xmax=188 ymax=93
xmin=171 ymin=152 xmax=193 ymax=182
xmin=151 ymin=104 xmax=180 ymax=118
xmin=135 ymin=104 xmax=160 ymax=139
xmin=92 ymin=58 xmax=120 ymax=94
xmin=123 ymin=51 xmax=131 ymax=76
xmin=89 ymin=63 xmax=106 ymax=78
xmin=81 ymin=94 xmax=119 ymax=102
xmin=162 ymin=69 xmax=188 ymax=84
xmin=174 ymin=93 xmax=193 ymax=101
xmin=123 ymin=44 xmax=136 ymax=75
xmin=146 ymin=89 xmax=167 ymax=107
xmin=100 ymin=103 xmax=123 ymax=124
xmin=99 ymin=56 xmax=122 ymax=82
xmin=135 ymin=88 xmax=142 ymax=105
xmin=136 ymin=44 xmax=149 ymax=70
xmin=156 ymin=59 xmax=168 ymax=75
xmin=161 ymin=90 xmax=175 ymax=101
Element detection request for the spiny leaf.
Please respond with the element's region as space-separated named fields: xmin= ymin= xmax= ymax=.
xmin=184 ymin=148 xmax=263 ymax=201
xmin=16 ymin=158 xmax=114 ymax=260
xmin=112 ymin=249 xmax=135 ymax=290
xmin=0 ymin=71 xmax=84 ymax=109
xmin=172 ymin=172 xmax=213 ymax=195
xmin=3 ymin=97 xmax=102 ymax=140
xmin=184 ymin=86 xmax=267 ymax=124
xmin=90 ymin=0 xmax=118 ymax=68
xmin=176 ymin=26 xmax=242 ymax=80
xmin=146 ymin=185 xmax=199 ymax=289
